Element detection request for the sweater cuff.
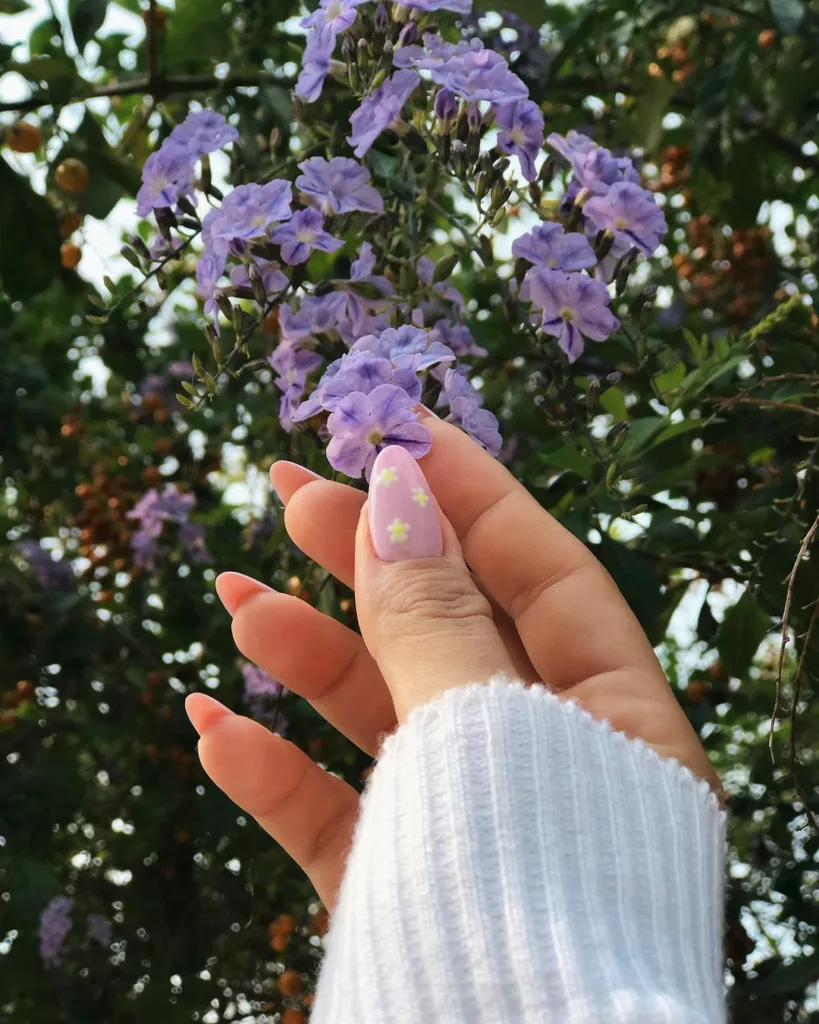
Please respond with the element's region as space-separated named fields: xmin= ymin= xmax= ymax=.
xmin=313 ymin=679 xmax=726 ymax=1024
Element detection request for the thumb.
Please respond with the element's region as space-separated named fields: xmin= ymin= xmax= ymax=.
xmin=355 ymin=445 xmax=517 ymax=722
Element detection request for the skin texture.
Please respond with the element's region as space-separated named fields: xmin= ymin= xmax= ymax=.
xmin=186 ymin=414 xmax=722 ymax=910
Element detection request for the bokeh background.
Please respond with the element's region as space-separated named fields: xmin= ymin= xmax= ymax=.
xmin=1 ymin=0 xmax=819 ymax=1020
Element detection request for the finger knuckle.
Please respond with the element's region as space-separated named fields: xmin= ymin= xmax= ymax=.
xmin=376 ymin=564 xmax=493 ymax=630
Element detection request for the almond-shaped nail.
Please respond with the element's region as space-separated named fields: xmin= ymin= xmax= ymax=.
xmin=269 ymin=461 xmax=324 ymax=504
xmin=186 ymin=692 xmax=234 ymax=736
xmin=368 ymin=446 xmax=442 ymax=562
xmin=215 ymin=572 xmax=273 ymax=616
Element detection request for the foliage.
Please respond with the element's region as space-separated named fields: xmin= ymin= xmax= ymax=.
xmin=1 ymin=1 xmax=819 ymax=1021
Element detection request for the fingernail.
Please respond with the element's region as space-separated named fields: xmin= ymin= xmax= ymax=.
xmin=186 ymin=692 xmax=234 ymax=736
xmin=215 ymin=572 xmax=273 ymax=617
xmin=413 ymin=404 xmax=441 ymax=421
xmin=368 ymin=446 xmax=442 ymax=562
xmin=269 ymin=461 xmax=324 ymax=504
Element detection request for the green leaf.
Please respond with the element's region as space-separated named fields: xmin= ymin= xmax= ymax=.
xmin=0 ymin=0 xmax=31 ymax=11
xmin=600 ymin=386 xmax=627 ymax=421
xmin=0 ymin=157 xmax=61 ymax=301
xmin=655 ymin=360 xmax=686 ymax=396
xmin=769 ymin=0 xmax=805 ymax=34
xmin=594 ymin=535 xmax=664 ymax=645
xmin=754 ymin=949 xmax=819 ymax=995
xmin=716 ymin=590 xmax=771 ymax=679
xmin=68 ymin=0 xmax=108 ymax=52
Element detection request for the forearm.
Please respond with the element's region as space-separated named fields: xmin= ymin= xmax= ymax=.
xmin=312 ymin=679 xmax=726 ymax=1023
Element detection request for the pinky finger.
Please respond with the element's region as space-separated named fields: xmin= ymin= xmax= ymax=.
xmin=186 ymin=693 xmax=359 ymax=910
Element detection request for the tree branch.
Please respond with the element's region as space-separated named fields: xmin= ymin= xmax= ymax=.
xmin=0 ymin=73 xmax=296 ymax=115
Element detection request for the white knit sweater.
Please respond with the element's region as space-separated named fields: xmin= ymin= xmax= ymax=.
xmin=312 ymin=679 xmax=726 ymax=1023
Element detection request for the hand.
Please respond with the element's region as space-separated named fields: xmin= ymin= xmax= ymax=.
xmin=186 ymin=414 xmax=721 ymax=910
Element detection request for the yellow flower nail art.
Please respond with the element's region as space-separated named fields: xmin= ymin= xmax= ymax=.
xmin=376 ymin=466 xmax=399 ymax=488
xmin=412 ymin=486 xmax=430 ymax=507
xmin=387 ymin=518 xmax=410 ymax=544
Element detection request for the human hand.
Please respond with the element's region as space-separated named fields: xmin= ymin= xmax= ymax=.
xmin=186 ymin=414 xmax=721 ymax=911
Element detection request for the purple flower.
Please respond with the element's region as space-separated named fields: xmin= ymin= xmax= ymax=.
xmin=136 ymin=145 xmax=195 ymax=217
xmin=546 ymin=129 xmax=598 ymax=164
xmin=39 ymin=896 xmax=73 ymax=969
xmin=570 ymin=146 xmax=630 ymax=196
xmin=127 ymin=486 xmax=209 ymax=569
xmin=401 ymin=0 xmax=472 ymax=9
xmin=512 ymin=222 xmax=596 ymax=271
xmin=583 ymin=182 xmax=667 ymax=257
xmin=326 ymin=384 xmax=431 ymax=479
xmin=395 ymin=33 xmax=482 ymax=74
xmin=242 ymin=663 xmax=288 ymax=729
xmin=351 ymin=324 xmax=456 ymax=372
xmin=208 ymin=180 xmax=293 ymax=243
xmin=168 ymin=109 xmax=238 ymax=157
xmin=434 ymin=87 xmax=459 ymax=122
xmin=438 ymin=367 xmax=484 ymax=409
xmin=434 ymin=49 xmax=528 ymax=103
xmin=294 ymin=348 xmax=422 ymax=423
xmin=428 ymin=318 xmax=487 ymax=357
xmin=15 ymin=540 xmax=73 ymax=588
xmin=296 ymin=156 xmax=384 ymax=216
xmin=296 ymin=24 xmax=337 ymax=103
xmin=301 ymin=0 xmax=368 ymax=32
xmin=347 ymin=70 xmax=420 ymax=158
xmin=527 ymin=268 xmax=620 ymax=362
xmin=495 ymin=99 xmax=543 ymax=182
xmin=229 ymin=259 xmax=288 ymax=296
xmin=271 ymin=208 xmax=344 ymax=265
xmin=269 ymin=344 xmax=323 ymax=431
xmin=448 ymin=397 xmax=502 ymax=457
xmin=86 ymin=914 xmax=112 ymax=949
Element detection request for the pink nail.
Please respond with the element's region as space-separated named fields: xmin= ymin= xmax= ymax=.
xmin=368 ymin=446 xmax=442 ymax=562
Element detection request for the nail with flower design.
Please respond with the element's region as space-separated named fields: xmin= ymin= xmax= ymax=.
xmin=368 ymin=446 xmax=442 ymax=562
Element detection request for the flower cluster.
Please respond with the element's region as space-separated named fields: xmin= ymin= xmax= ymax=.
xmin=39 ymin=895 xmax=73 ymax=969
xmin=15 ymin=540 xmax=74 ymax=588
xmin=133 ymin=0 xmax=668 ymax=474
xmin=241 ymin=662 xmax=288 ymax=732
xmin=507 ymin=129 xmax=667 ymax=360
xmin=136 ymin=110 xmax=238 ymax=217
xmin=126 ymin=485 xmax=211 ymax=569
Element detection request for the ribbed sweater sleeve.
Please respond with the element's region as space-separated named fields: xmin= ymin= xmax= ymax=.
xmin=312 ymin=678 xmax=726 ymax=1023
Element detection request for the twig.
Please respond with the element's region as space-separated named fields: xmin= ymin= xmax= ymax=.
xmin=710 ymin=396 xmax=819 ymax=419
xmin=0 ymin=73 xmax=296 ymax=114
xmin=770 ymin=512 xmax=819 ymax=757
xmin=789 ymin=600 xmax=819 ymax=772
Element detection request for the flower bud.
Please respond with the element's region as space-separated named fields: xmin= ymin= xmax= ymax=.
xmin=467 ymin=102 xmax=481 ymax=133
xmin=397 ymin=21 xmax=417 ymax=47
xmin=213 ymin=290 xmax=233 ymax=320
xmin=434 ymin=87 xmax=458 ymax=123
xmin=432 ymin=252 xmax=459 ymax=283
xmin=374 ymin=2 xmax=389 ymax=32
xmin=229 ymin=238 xmax=248 ymax=259
xmin=593 ymin=229 xmax=615 ymax=260
xmin=342 ymin=32 xmax=356 ymax=62
xmin=606 ymin=421 xmax=629 ymax=451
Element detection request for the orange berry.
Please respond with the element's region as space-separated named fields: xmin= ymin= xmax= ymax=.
xmin=56 ymin=158 xmax=90 ymax=194
xmin=278 ymin=969 xmax=302 ymax=997
xmin=686 ymin=681 xmax=708 ymax=703
xmin=61 ymin=242 xmax=82 ymax=270
xmin=273 ymin=913 xmax=296 ymax=935
xmin=59 ymin=212 xmax=84 ymax=238
xmin=758 ymin=28 xmax=776 ymax=47
xmin=270 ymin=933 xmax=288 ymax=953
xmin=262 ymin=308 xmax=280 ymax=333
xmin=6 ymin=120 xmax=42 ymax=153
xmin=310 ymin=906 xmax=329 ymax=937
xmin=282 ymin=1011 xmax=306 ymax=1024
